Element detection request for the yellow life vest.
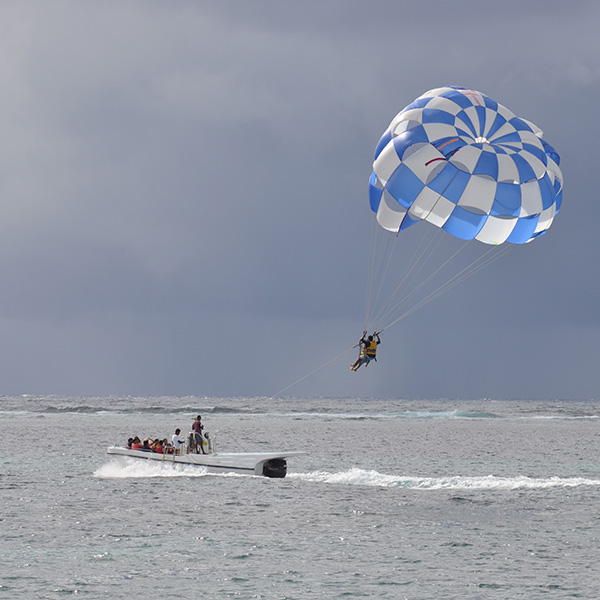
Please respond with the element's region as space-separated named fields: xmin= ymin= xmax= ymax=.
xmin=365 ymin=341 xmax=378 ymax=357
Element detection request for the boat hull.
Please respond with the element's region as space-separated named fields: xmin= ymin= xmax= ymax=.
xmin=107 ymin=446 xmax=304 ymax=477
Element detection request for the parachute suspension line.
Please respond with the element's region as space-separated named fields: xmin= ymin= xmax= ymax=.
xmin=369 ymin=228 xmax=446 ymax=332
xmin=364 ymin=220 xmax=399 ymax=331
xmin=363 ymin=218 xmax=378 ymax=331
xmin=378 ymin=244 xmax=514 ymax=333
xmin=368 ymin=227 xmax=399 ymax=327
xmin=269 ymin=344 xmax=357 ymax=399
xmin=367 ymin=229 xmax=429 ymax=332
xmin=364 ymin=217 xmax=386 ymax=331
xmin=394 ymin=244 xmax=513 ymax=325
xmin=376 ymin=238 xmax=471 ymax=329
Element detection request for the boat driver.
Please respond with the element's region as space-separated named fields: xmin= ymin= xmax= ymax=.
xmin=192 ymin=415 xmax=207 ymax=454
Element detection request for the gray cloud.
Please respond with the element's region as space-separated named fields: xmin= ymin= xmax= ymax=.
xmin=0 ymin=1 xmax=597 ymax=399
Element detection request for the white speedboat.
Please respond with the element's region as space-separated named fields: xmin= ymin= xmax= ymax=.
xmin=107 ymin=440 xmax=305 ymax=478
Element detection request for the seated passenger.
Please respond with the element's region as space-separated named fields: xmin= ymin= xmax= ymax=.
xmin=131 ymin=436 xmax=143 ymax=450
xmin=172 ymin=429 xmax=185 ymax=454
xmin=127 ymin=438 xmax=134 ymax=449
xmin=141 ymin=438 xmax=152 ymax=451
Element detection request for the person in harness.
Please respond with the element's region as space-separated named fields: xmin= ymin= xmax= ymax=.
xmin=350 ymin=331 xmax=381 ymax=371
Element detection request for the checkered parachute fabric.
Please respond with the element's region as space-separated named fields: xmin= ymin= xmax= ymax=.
xmin=368 ymin=87 xmax=563 ymax=244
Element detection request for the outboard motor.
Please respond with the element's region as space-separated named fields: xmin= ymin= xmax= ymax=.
xmin=262 ymin=458 xmax=287 ymax=478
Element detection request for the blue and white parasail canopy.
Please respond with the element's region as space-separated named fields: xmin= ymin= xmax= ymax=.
xmin=369 ymin=87 xmax=563 ymax=245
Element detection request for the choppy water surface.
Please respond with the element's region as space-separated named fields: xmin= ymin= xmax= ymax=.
xmin=1 ymin=396 xmax=599 ymax=599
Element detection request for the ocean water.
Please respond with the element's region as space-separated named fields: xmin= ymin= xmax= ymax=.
xmin=1 ymin=396 xmax=599 ymax=599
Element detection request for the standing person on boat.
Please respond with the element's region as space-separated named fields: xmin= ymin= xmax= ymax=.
xmin=172 ymin=428 xmax=185 ymax=454
xmin=191 ymin=415 xmax=207 ymax=454
xmin=350 ymin=331 xmax=381 ymax=371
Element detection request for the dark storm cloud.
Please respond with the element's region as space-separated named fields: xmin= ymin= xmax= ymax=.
xmin=0 ymin=0 xmax=597 ymax=398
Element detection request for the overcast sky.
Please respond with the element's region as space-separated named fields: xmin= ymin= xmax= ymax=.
xmin=0 ymin=0 xmax=597 ymax=400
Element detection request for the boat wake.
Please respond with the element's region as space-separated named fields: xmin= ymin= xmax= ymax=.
xmin=288 ymin=468 xmax=600 ymax=490
xmin=94 ymin=457 xmax=244 ymax=479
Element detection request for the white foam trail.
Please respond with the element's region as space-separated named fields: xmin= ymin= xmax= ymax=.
xmin=94 ymin=457 xmax=210 ymax=478
xmin=289 ymin=468 xmax=600 ymax=490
